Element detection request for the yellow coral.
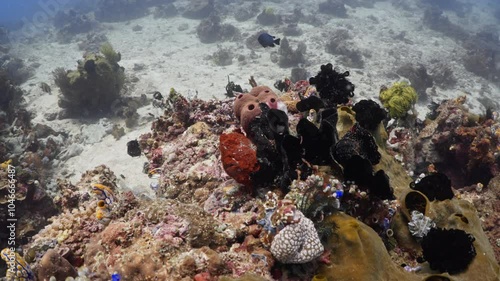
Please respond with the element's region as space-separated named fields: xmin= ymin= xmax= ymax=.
xmin=1 ymin=159 xmax=11 ymax=169
xmin=379 ymin=82 xmax=417 ymax=119
xmin=56 ymin=229 xmax=70 ymax=243
xmin=100 ymin=42 xmax=121 ymax=63
xmin=263 ymin=7 xmax=275 ymax=15
xmin=312 ymin=274 xmax=327 ymax=281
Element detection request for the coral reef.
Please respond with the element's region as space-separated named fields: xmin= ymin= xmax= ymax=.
xmin=53 ymin=9 xmax=94 ymax=43
xmin=197 ymin=15 xmax=241 ymax=44
xmin=318 ymin=0 xmax=348 ymax=17
xmin=8 ymin=65 xmax=500 ymax=281
xmin=423 ymin=7 xmax=499 ymax=83
xmin=290 ymin=67 xmax=308 ymax=83
xmin=54 ymin=43 xmax=125 ymax=118
xmin=0 ymin=70 xmax=24 ymax=115
xmin=420 ymin=0 xmax=466 ymax=17
xmin=0 ymin=135 xmax=59 ymax=267
xmin=282 ymin=23 xmax=303 ymax=37
xmin=0 ymin=55 xmax=35 ymax=85
xmin=316 ymin=190 xmax=499 ymax=281
xmin=412 ymin=97 xmax=500 ymax=187
xmin=211 ymin=47 xmax=234 ymax=66
xmin=246 ymin=31 xmax=272 ymax=50
xmin=422 ymin=7 xmax=468 ymax=42
xmin=37 ymin=249 xmax=77 ymax=280
xmin=470 ymin=174 xmax=500 ymax=262
xmin=256 ymin=8 xmax=281 ymax=26
xmin=77 ymin=33 xmax=109 ymax=53
xmin=94 ymin=0 xmax=165 ymax=22
xmin=396 ymin=64 xmax=433 ymax=102
xmin=325 ymin=29 xmax=365 ymax=68
xmin=183 ymin=0 xmax=214 ymax=19
xmin=462 ymin=30 xmax=500 ymax=83
xmin=429 ymin=63 xmax=457 ymax=89
xmin=234 ymin=5 xmax=260 ymax=22
xmin=275 ymin=37 xmax=306 ymax=68
xmin=154 ymin=3 xmax=179 ymax=18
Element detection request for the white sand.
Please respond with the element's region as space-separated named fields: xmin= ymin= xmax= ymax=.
xmin=8 ymin=1 xmax=500 ymax=197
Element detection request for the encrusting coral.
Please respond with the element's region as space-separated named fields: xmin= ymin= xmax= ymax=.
xmin=410 ymin=96 xmax=500 ymax=188
xmin=36 ymin=249 xmax=77 ymax=280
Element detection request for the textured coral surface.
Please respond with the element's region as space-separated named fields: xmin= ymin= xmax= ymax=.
xmin=3 ymin=89 xmax=499 ymax=281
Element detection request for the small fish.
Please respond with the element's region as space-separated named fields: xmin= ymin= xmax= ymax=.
xmin=91 ymin=183 xmax=115 ymax=205
xmin=39 ymin=82 xmax=51 ymax=94
xmin=258 ymin=33 xmax=281 ymax=48
xmin=127 ymin=140 xmax=141 ymax=157
xmin=111 ymin=272 xmax=121 ymax=281
xmin=1 ymin=248 xmax=35 ymax=281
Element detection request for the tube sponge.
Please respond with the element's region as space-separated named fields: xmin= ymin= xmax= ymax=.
xmin=379 ymin=82 xmax=417 ymax=119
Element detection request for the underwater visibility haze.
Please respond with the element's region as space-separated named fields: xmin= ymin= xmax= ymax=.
xmin=0 ymin=0 xmax=499 ymax=280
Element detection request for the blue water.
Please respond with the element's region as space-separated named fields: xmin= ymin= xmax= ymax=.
xmin=0 ymin=0 xmax=43 ymax=27
xmin=0 ymin=0 xmax=85 ymax=29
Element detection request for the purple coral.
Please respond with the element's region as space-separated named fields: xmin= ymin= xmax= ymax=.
xmin=270 ymin=210 xmax=324 ymax=264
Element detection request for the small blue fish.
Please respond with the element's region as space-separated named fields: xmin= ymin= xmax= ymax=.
xmin=111 ymin=272 xmax=121 ymax=281
xmin=258 ymin=33 xmax=281 ymax=48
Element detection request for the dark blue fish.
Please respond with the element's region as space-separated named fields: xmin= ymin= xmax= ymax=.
xmin=258 ymin=33 xmax=280 ymax=47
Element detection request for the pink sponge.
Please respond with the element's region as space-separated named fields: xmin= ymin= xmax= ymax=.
xmin=233 ymin=86 xmax=279 ymax=133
